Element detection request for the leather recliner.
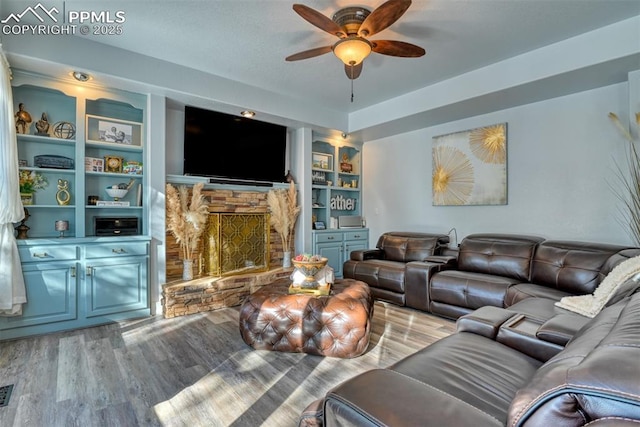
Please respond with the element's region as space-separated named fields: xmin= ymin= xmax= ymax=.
xmin=343 ymin=231 xmax=451 ymax=311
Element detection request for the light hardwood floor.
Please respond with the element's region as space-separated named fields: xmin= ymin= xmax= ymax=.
xmin=0 ymin=301 xmax=456 ymax=427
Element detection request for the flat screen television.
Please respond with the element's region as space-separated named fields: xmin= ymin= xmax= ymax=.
xmin=183 ymin=106 xmax=288 ymax=185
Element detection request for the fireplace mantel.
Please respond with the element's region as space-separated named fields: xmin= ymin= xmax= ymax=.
xmin=166 ymin=174 xmax=291 ymax=192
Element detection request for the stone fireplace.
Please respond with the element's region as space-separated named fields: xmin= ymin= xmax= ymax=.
xmin=165 ymin=186 xmax=288 ymax=281
xmin=162 ymin=185 xmax=293 ymax=318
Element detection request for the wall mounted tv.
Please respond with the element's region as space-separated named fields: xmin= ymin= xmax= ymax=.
xmin=183 ymin=106 xmax=288 ymax=185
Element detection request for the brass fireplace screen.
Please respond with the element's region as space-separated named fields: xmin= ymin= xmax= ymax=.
xmin=202 ymin=213 xmax=270 ymax=277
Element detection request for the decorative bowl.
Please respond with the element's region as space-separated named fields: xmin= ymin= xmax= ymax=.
xmin=105 ymin=187 xmax=129 ymax=200
xmin=292 ymin=257 xmax=328 ymax=288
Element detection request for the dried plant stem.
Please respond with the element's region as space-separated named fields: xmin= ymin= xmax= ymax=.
xmin=609 ymin=112 xmax=633 ymax=142
xmin=166 ymin=182 xmax=209 ymax=260
xmin=267 ymin=181 xmax=301 ymax=252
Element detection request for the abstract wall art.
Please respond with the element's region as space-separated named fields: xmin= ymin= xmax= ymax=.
xmin=432 ymin=123 xmax=507 ymax=206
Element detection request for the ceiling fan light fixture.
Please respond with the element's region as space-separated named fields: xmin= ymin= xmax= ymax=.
xmin=333 ymin=37 xmax=372 ymax=66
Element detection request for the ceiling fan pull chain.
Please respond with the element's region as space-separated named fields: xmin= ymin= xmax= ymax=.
xmin=351 ymin=65 xmax=355 ymax=102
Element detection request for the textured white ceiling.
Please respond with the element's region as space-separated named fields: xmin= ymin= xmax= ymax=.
xmin=2 ymin=0 xmax=640 ymax=114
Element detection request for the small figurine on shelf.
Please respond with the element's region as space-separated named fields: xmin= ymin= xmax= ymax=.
xmin=285 ymin=170 xmax=294 ymax=183
xmin=340 ymin=153 xmax=353 ymax=173
xmin=35 ymin=112 xmax=51 ymax=136
xmin=56 ymin=179 xmax=71 ymax=205
xmin=15 ymin=208 xmax=30 ymax=239
xmin=15 ymin=103 xmax=32 ymax=134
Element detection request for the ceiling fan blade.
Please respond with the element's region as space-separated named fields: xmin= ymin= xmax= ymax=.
xmin=358 ymin=0 xmax=412 ymax=37
xmin=371 ymin=40 xmax=425 ymax=57
xmin=292 ymin=4 xmax=345 ymax=38
xmin=345 ymin=62 xmax=363 ymax=80
xmin=286 ymin=46 xmax=333 ymax=61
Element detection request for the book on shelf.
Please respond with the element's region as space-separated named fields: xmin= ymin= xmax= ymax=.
xmin=96 ymin=200 xmax=130 ymax=207
xmin=136 ymin=183 xmax=142 ymax=206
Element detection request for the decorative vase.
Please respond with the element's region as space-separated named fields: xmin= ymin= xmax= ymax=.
xmin=182 ymin=259 xmax=194 ymax=281
xmin=292 ymin=257 xmax=329 ymax=288
xmin=283 ymin=251 xmax=292 ymax=268
xmin=21 ymin=193 xmax=34 ymax=205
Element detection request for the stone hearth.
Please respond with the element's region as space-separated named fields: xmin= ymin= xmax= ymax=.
xmin=162 ymin=267 xmax=293 ymax=318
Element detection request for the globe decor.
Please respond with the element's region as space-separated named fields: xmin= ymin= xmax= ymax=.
xmin=289 ymin=254 xmax=332 ymax=295
xmin=53 ymin=121 xmax=76 ymax=139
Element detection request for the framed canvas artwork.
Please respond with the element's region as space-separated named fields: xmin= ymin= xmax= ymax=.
xmin=432 ymin=123 xmax=507 ymax=206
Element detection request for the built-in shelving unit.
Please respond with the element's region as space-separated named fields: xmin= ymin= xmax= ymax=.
xmin=310 ymin=136 xmax=368 ymax=277
xmin=311 ymin=138 xmax=363 ymax=229
xmin=2 ymin=71 xmax=151 ymax=340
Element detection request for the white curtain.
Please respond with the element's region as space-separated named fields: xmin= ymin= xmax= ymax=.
xmin=0 ymin=43 xmax=27 ymax=316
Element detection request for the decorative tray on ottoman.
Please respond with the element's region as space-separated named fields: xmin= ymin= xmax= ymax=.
xmin=288 ymin=284 xmax=332 ymax=296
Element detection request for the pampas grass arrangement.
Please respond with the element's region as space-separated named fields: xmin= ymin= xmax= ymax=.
xmin=609 ymin=112 xmax=640 ymax=245
xmin=267 ymin=181 xmax=301 ymax=253
xmin=166 ymin=182 xmax=209 ymax=260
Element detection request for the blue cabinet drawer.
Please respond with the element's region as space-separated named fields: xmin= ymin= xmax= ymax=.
xmin=18 ymin=245 xmax=78 ymax=263
xmin=344 ymin=230 xmax=367 ymax=241
xmin=85 ymin=242 xmax=148 ymax=259
xmin=315 ymin=232 xmax=343 ymax=244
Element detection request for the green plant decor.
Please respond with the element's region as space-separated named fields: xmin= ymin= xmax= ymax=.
xmin=19 ymin=170 xmax=48 ymax=194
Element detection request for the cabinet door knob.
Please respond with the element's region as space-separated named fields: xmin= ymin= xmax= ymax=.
xmin=86 ymin=267 xmax=93 ymax=276
xmin=328 ymin=236 xmax=334 ymax=240
xmin=33 ymin=252 xmax=49 ymax=258
xmin=112 ymin=248 xmax=127 ymax=254
xmin=70 ymin=266 xmax=76 ymax=277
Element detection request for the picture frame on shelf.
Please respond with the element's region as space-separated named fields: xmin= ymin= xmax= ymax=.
xmin=85 ymin=156 xmax=104 ymax=172
xmin=312 ymin=152 xmax=333 ymax=171
xmin=104 ymin=155 xmax=124 ymax=173
xmin=312 ymin=170 xmax=327 ymax=184
xmin=86 ymin=115 xmax=143 ymax=147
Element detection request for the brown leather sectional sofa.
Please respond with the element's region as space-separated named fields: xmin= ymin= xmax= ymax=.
xmin=345 ymin=232 xmax=639 ymax=319
xmin=319 ymin=277 xmax=640 ymax=426
xmin=300 ymin=232 xmax=640 ymax=426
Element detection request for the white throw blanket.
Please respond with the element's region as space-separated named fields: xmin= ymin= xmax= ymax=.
xmin=555 ymin=255 xmax=640 ymax=317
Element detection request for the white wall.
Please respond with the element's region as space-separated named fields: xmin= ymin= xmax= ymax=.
xmin=362 ymin=82 xmax=635 ymax=247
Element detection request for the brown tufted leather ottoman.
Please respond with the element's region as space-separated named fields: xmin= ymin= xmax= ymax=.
xmin=239 ymin=278 xmax=374 ymax=358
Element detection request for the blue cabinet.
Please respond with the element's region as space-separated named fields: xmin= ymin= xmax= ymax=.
xmin=1 ymin=237 xmax=150 ymax=341
xmin=312 ymin=229 xmax=368 ymax=278
xmin=0 ymin=260 xmax=78 ymax=334
xmin=83 ymin=241 xmax=149 ymax=319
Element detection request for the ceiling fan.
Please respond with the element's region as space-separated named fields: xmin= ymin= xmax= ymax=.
xmin=285 ymin=0 xmax=425 ymax=81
